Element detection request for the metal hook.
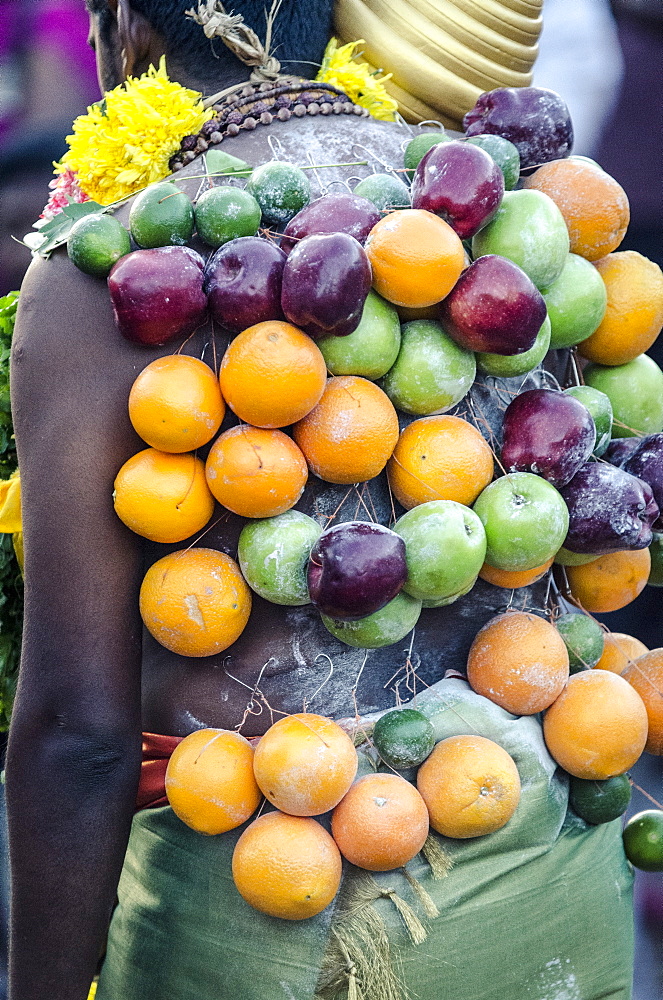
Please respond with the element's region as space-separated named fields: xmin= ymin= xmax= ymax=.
xmin=267 ymin=134 xmax=285 ymax=160
xmin=304 ymin=148 xmax=326 ymax=195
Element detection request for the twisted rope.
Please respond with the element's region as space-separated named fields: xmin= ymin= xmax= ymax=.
xmin=186 ymin=0 xmax=283 ymax=82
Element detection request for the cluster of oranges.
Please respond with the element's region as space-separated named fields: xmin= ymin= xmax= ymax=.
xmin=162 ymin=610 xmax=662 ymax=920
xmin=165 ymin=711 xmax=521 ymax=920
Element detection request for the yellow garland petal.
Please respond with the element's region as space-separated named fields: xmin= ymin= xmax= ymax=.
xmin=0 ymin=471 xmax=21 ymax=535
xmin=316 ymin=38 xmax=398 ymax=122
xmin=64 ymin=57 xmax=212 ymax=204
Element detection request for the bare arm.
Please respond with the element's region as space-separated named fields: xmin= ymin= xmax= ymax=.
xmin=6 ymin=252 xmax=146 ymax=1000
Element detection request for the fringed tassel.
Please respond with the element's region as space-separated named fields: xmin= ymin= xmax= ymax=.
xmin=422 ymin=833 xmax=454 ymax=879
xmin=382 ymin=888 xmax=427 ymax=946
xmin=401 ymin=867 xmax=440 ymax=919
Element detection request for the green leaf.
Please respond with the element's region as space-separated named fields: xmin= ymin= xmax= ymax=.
xmin=204 ymin=149 xmax=252 ymax=177
xmin=33 ymin=200 xmax=107 ymax=258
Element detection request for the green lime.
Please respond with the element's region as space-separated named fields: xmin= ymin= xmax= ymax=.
xmin=404 ymin=131 xmax=452 ymax=179
xmin=321 ymin=592 xmax=422 ymax=649
xmin=555 ymin=612 xmax=604 ymax=672
xmin=129 ymin=181 xmax=194 ymax=248
xmin=373 ymin=707 xmax=435 ymax=769
xmin=380 ymin=319 xmax=475 ymax=415
xmin=569 ymin=774 xmax=632 ymax=824
xmin=194 ymin=186 xmax=261 ymax=247
xmin=353 ymin=173 xmax=411 ymax=211
xmin=476 ymin=315 xmax=551 ymax=378
xmin=66 ymin=213 xmax=131 ymax=277
xmin=554 ymin=546 xmax=601 ymax=566
xmin=317 ymin=290 xmax=401 ymax=379
xmin=245 ymin=161 xmax=310 ymax=227
xmin=465 ymin=134 xmax=520 ymax=190
xmin=564 ymin=385 xmax=613 ymax=456
xmin=649 ymin=534 xmax=663 ymax=586
xmin=622 ymin=809 xmax=663 ymax=871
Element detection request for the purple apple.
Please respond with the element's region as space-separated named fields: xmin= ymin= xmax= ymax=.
xmin=463 ymin=87 xmax=573 ymax=169
xmin=280 ymin=193 xmax=380 ymax=256
xmin=411 ymin=140 xmax=504 ymax=239
xmin=604 ymin=438 xmax=642 ymax=467
xmin=501 ymin=389 xmax=596 ymax=488
xmin=438 ymin=255 xmax=547 ymax=354
xmin=108 ymin=246 xmax=207 ymax=345
xmin=308 ymin=521 xmax=407 ymax=619
xmin=204 ymin=236 xmax=285 ymax=333
xmin=281 ymin=232 xmax=372 ymax=338
xmin=560 ymin=462 xmax=659 ymax=554
xmin=624 ymin=433 xmax=663 ymax=530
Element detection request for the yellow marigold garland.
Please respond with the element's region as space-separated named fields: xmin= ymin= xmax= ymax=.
xmin=63 ymin=57 xmax=213 ymax=205
xmin=316 ymin=38 xmax=398 ymax=122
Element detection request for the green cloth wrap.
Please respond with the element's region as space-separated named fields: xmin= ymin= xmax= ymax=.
xmin=97 ymin=679 xmax=634 ymax=1000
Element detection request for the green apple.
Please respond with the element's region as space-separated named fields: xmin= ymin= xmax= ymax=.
xmin=317 ymin=290 xmax=401 ymax=379
xmin=472 ymin=189 xmax=570 ymax=289
xmin=421 ymin=577 xmax=476 ymax=607
xmin=584 ymin=355 xmax=663 ymax=437
xmin=380 ymin=319 xmax=475 ymax=414
xmin=394 ymin=500 xmax=487 ymax=602
xmin=473 ymin=472 xmax=569 ymax=571
xmin=554 ymin=546 xmax=600 ymax=566
xmin=237 ymin=510 xmax=321 ymax=605
xmin=563 ymin=385 xmax=613 ymax=456
xmin=476 ymin=315 xmax=551 ymax=378
xmin=542 ymin=253 xmax=607 ymax=349
xmin=321 ymin=591 xmax=422 ymax=648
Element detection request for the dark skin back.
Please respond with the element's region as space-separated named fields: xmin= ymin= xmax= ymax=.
xmin=5 ymin=5 xmax=550 ymax=998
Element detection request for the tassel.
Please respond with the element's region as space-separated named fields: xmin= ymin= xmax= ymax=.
xmin=401 ymin=867 xmax=440 ymax=919
xmin=383 ymin=889 xmax=427 ymax=946
xmin=422 ymin=833 xmax=453 ymax=880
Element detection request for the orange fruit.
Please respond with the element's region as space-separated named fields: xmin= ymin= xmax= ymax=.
xmin=387 ymin=415 xmax=494 ymax=510
xmin=478 ymin=557 xmax=554 ymax=589
xmin=165 ymin=728 xmax=261 ymax=834
xmin=523 ymin=158 xmax=629 ymax=262
xmin=253 ymin=713 xmax=358 ymax=816
xmin=577 ymin=252 xmax=663 ymax=366
xmin=205 ymin=425 xmax=308 ymax=517
xmin=128 ymin=355 xmax=225 ymax=453
xmin=113 ymin=448 xmax=215 ymax=543
xmin=417 ymin=734 xmax=521 ymax=839
xmin=293 ymin=376 xmax=399 ymax=484
xmin=594 ymin=632 xmax=649 ymax=673
xmin=331 ymin=773 xmax=429 ymax=871
xmin=139 ymin=547 xmax=251 ymax=657
xmin=219 ymin=321 xmax=327 ymax=428
xmin=365 ymin=209 xmax=465 ymax=308
xmin=566 ymin=548 xmax=651 ymax=613
xmin=232 ymin=811 xmax=342 ymax=920
xmin=467 ymin=611 xmax=569 ymax=715
xmin=543 ymin=669 xmax=648 ymax=778
xmin=622 ymin=649 xmax=663 ymax=754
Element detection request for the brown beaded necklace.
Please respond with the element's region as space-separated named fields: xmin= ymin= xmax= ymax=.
xmin=170 ymin=78 xmax=369 ymax=172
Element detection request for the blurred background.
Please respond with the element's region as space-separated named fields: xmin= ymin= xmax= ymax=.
xmin=0 ymin=0 xmax=661 ymax=998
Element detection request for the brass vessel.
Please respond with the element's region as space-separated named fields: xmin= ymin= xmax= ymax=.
xmin=334 ymin=0 xmax=543 ymax=128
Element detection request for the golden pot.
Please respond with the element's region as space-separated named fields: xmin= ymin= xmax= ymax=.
xmin=334 ymin=0 xmax=543 ymax=128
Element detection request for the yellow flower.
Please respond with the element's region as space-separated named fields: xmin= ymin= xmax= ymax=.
xmin=64 ymin=57 xmax=212 ymax=205
xmin=316 ymin=38 xmax=398 ymax=122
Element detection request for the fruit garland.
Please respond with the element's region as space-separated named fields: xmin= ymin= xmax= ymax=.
xmin=12 ymin=77 xmax=663 ymax=929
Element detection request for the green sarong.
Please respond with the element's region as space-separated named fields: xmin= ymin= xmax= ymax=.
xmin=97 ymin=680 xmax=635 ymax=1000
